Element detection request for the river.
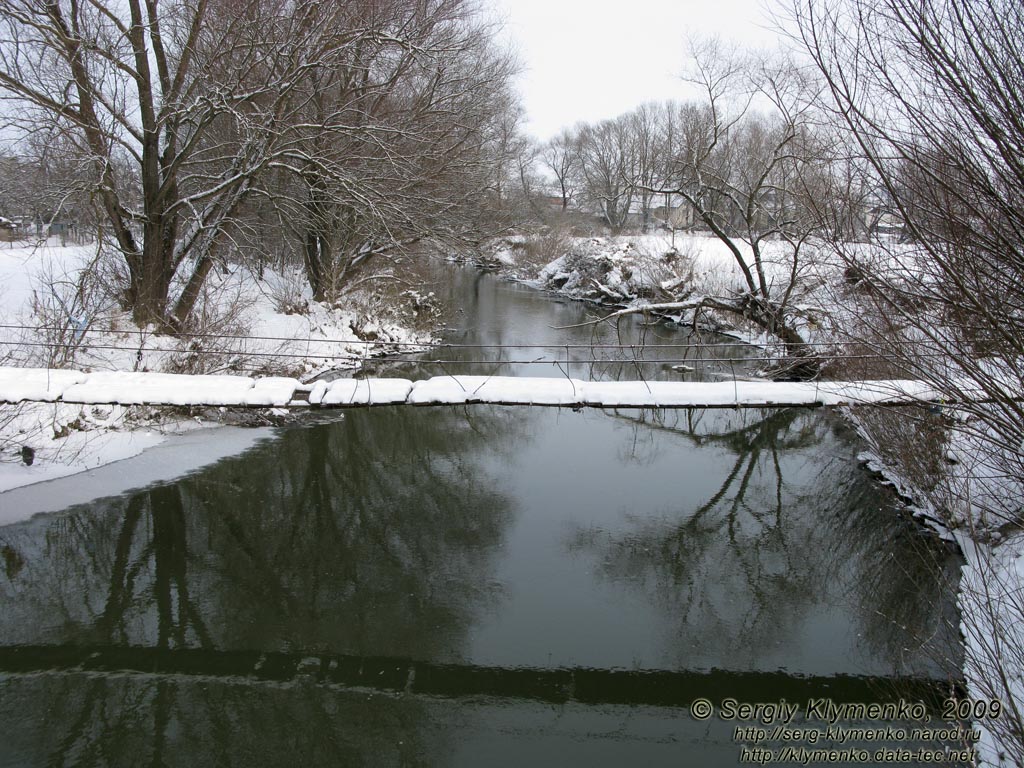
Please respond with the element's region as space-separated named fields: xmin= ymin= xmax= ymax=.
xmin=0 ymin=266 xmax=966 ymax=766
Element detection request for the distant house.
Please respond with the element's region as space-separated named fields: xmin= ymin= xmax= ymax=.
xmin=867 ymin=205 xmax=904 ymax=239
xmin=651 ymin=201 xmax=696 ymax=231
xmin=48 ymin=218 xmax=74 ymax=237
xmin=22 ymin=212 xmax=82 ymax=243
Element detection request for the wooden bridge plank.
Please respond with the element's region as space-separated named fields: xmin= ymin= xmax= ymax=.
xmin=0 ymin=367 xmax=966 ymax=409
xmin=60 ymin=371 xmax=257 ymax=406
xmin=0 ymin=368 xmax=87 ymax=402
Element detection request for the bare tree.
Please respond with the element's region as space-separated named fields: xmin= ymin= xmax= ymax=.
xmin=484 ymin=88 xmax=533 ymax=227
xmin=791 ymin=0 xmax=1024 ymax=759
xmin=574 ymin=41 xmax=828 ymax=375
xmin=649 ymin=102 xmax=696 ymax=246
xmin=791 ymin=0 xmax=1024 ymax=511
xmin=627 ymin=103 xmax=662 ymax=232
xmin=664 ymin=42 xmax=825 ymax=357
xmin=540 ymin=128 xmax=581 ymax=213
xmin=0 ymin=0 xmax=516 ymax=326
xmin=575 ymin=116 xmax=637 ymax=233
xmin=0 ymin=0 xmax=262 ymax=326
xmin=253 ymin=0 xmax=518 ymax=303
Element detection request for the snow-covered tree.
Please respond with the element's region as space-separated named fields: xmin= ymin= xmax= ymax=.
xmin=0 ymin=0 xmax=518 ymax=325
xmin=793 ymin=0 xmax=1024 ymax=759
xmin=568 ymin=42 xmax=828 ymax=375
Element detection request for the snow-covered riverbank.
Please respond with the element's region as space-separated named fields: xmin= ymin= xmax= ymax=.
xmin=471 ymin=231 xmax=851 ymax=361
xmin=0 ymin=423 xmax=278 ymax=523
xmin=0 ymin=239 xmax=433 ymax=491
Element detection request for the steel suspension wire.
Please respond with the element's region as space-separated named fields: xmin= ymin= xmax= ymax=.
xmin=0 ymin=338 xmax=951 ymax=366
xmin=0 ymin=322 xmax=950 ymax=352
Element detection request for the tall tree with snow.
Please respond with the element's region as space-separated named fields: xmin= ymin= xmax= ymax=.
xmin=0 ymin=0 xmax=517 ymax=326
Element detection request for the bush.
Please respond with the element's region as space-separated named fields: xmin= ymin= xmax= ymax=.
xmin=266 ymin=266 xmax=310 ymax=316
xmin=28 ymin=245 xmax=120 ymax=368
xmin=164 ymin=266 xmax=254 ymax=375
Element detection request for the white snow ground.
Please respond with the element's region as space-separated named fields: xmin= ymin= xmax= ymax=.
xmin=0 ymin=238 xmax=430 ymax=493
xmin=957 ymin=533 xmax=1024 ymax=768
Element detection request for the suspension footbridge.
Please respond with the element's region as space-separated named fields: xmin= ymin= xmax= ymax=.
xmin=0 ymin=367 xmax=963 ymax=410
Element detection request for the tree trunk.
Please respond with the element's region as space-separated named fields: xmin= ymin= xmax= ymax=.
xmin=304 ymin=230 xmax=330 ymax=302
xmin=170 ymin=256 xmax=217 ymax=331
xmin=128 ymin=258 xmax=173 ymax=329
xmin=752 ymin=304 xmax=818 ymax=379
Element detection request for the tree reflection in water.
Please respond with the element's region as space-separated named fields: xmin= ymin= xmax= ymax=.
xmin=567 ymin=407 xmax=961 ymax=678
xmin=0 ymin=404 xmax=963 ymax=766
xmin=1 ymin=407 xmax=520 ymax=655
xmin=0 ymin=407 xmax=520 ymax=766
xmin=0 ymin=673 xmax=465 ymax=767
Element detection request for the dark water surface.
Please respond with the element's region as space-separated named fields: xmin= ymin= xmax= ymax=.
xmin=0 ymin=268 xmax=964 ymax=766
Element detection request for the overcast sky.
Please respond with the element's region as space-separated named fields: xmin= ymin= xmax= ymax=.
xmin=491 ymin=0 xmax=784 ymax=139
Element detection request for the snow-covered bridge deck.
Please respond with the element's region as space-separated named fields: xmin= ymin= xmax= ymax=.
xmin=0 ymin=367 xmax=967 ymax=409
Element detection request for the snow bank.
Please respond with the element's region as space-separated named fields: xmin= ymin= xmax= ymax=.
xmin=0 ymin=239 xmax=435 ymax=491
xmin=314 ymin=377 xmax=414 ymax=406
xmin=0 ymin=368 xmax=87 ymax=401
xmin=0 ymin=241 xmax=434 ymax=378
xmin=958 ymin=534 xmax=1024 ymax=767
xmin=0 ymin=424 xmax=274 ymax=520
xmin=61 ymin=371 xmax=261 ymax=406
xmin=480 ymin=232 xmax=842 ymax=364
xmin=0 ymin=417 xmax=167 ymax=495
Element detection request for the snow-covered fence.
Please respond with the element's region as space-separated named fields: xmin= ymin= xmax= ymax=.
xmin=0 ymin=367 xmax=992 ymax=410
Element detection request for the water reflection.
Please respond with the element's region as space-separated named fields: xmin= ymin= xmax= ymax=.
xmin=365 ymin=266 xmax=760 ymax=381
xmin=564 ymin=408 xmax=960 ymax=677
xmin=0 ymin=407 xmax=958 ymax=676
xmin=0 ymin=674 xmax=456 ymax=768
xmin=0 ymin=402 xmax=963 ymax=767
xmin=0 ymin=407 xmax=520 ymax=659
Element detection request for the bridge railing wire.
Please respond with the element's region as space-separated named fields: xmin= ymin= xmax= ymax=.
xmin=0 ymin=338 xmax=949 ymax=367
xmin=0 ymin=320 xmax=954 ymax=386
xmin=0 ymin=322 xmax=950 ymax=350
